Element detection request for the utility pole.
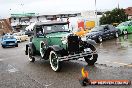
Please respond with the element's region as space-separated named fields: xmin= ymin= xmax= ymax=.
xmin=9 ymin=8 xmax=12 ymax=18
xmin=118 ymin=3 xmax=120 ymax=9
xmin=95 ymin=0 xmax=98 ymax=26
xmin=20 ymin=4 xmax=24 ymax=15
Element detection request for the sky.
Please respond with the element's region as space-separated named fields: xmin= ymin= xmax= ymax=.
xmin=0 ymin=0 xmax=132 ymax=18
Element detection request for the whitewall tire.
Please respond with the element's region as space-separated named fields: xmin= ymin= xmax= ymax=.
xmin=49 ymin=51 xmax=61 ymax=72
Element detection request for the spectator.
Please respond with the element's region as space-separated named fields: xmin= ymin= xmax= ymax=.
xmin=37 ymin=31 xmax=43 ymax=36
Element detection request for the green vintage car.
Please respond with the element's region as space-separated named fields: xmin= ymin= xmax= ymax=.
xmin=25 ymin=21 xmax=98 ymax=72
xmin=116 ymin=21 xmax=132 ymax=35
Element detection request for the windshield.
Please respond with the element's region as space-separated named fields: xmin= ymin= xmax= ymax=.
xmin=91 ymin=26 xmax=104 ymax=32
xmin=118 ymin=22 xmax=129 ymax=26
xmin=36 ymin=24 xmax=69 ymax=34
xmin=3 ymin=35 xmax=15 ymax=39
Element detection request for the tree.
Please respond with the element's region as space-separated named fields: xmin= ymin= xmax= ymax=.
xmin=100 ymin=8 xmax=128 ymax=25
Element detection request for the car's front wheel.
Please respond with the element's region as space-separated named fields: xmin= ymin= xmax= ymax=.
xmin=2 ymin=45 xmax=5 ymax=48
xmin=97 ymin=36 xmax=102 ymax=43
xmin=49 ymin=51 xmax=61 ymax=72
xmin=84 ymin=44 xmax=98 ymax=65
xmin=15 ymin=44 xmax=18 ymax=47
xmin=28 ymin=47 xmax=35 ymax=62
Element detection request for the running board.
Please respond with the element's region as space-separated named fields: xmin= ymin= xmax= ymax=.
xmin=58 ymin=51 xmax=97 ymax=61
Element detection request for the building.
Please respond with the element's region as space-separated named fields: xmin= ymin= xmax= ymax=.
xmin=0 ymin=18 xmax=12 ymax=34
xmin=81 ymin=10 xmax=103 ymax=26
xmin=125 ymin=7 xmax=132 ymax=20
xmin=9 ymin=11 xmax=103 ymax=32
xmin=10 ymin=12 xmax=81 ymax=31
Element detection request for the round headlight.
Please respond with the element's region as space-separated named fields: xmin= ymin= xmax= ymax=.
xmin=81 ymin=36 xmax=87 ymax=41
xmin=2 ymin=41 xmax=6 ymax=44
xmin=61 ymin=37 xmax=67 ymax=44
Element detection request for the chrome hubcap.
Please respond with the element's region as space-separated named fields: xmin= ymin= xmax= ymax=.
xmin=99 ymin=36 xmax=102 ymax=42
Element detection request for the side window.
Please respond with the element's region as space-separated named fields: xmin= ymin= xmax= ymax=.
xmin=129 ymin=22 xmax=132 ymax=26
xmin=104 ymin=26 xmax=109 ymax=31
xmin=35 ymin=26 xmax=44 ymax=37
xmin=108 ymin=25 xmax=114 ymax=30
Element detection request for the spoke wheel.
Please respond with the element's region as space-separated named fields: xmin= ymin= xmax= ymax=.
xmin=49 ymin=51 xmax=61 ymax=72
xmin=84 ymin=44 xmax=98 ymax=65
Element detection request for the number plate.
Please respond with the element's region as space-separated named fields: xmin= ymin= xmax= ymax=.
xmin=9 ymin=43 xmax=14 ymax=45
xmin=84 ymin=48 xmax=90 ymax=52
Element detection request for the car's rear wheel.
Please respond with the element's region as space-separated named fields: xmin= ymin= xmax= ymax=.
xmin=49 ymin=51 xmax=61 ymax=72
xmin=84 ymin=44 xmax=98 ymax=65
xmin=115 ymin=32 xmax=119 ymax=38
xmin=28 ymin=47 xmax=35 ymax=62
xmin=123 ymin=30 xmax=128 ymax=35
xmin=97 ymin=36 xmax=102 ymax=43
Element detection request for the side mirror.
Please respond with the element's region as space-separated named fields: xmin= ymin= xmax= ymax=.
xmin=104 ymin=29 xmax=107 ymax=32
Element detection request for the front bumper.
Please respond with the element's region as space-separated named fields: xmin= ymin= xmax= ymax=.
xmin=58 ymin=51 xmax=97 ymax=61
xmin=2 ymin=43 xmax=17 ymax=46
xmin=87 ymin=36 xmax=97 ymax=42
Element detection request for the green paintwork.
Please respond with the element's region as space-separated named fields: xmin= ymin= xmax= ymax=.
xmin=32 ymin=32 xmax=70 ymax=52
xmin=116 ymin=21 xmax=132 ymax=34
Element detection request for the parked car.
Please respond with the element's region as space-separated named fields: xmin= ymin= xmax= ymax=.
xmin=13 ymin=32 xmax=28 ymax=42
xmin=1 ymin=34 xmax=18 ymax=48
xmin=86 ymin=25 xmax=120 ymax=43
xmin=24 ymin=30 xmax=34 ymax=36
xmin=25 ymin=21 xmax=98 ymax=72
xmin=116 ymin=21 xmax=132 ymax=35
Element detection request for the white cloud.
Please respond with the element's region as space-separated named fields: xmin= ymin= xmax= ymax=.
xmin=0 ymin=0 xmax=132 ymax=18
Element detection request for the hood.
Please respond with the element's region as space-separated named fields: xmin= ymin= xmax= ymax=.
xmin=3 ymin=38 xmax=16 ymax=42
xmin=46 ymin=32 xmax=72 ymax=38
xmin=86 ymin=31 xmax=99 ymax=36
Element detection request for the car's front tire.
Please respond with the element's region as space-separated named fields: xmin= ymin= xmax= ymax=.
xmin=84 ymin=44 xmax=98 ymax=65
xmin=49 ymin=51 xmax=61 ymax=72
xmin=2 ymin=45 xmax=5 ymax=48
xmin=28 ymin=47 xmax=35 ymax=62
xmin=97 ymin=36 xmax=102 ymax=43
xmin=15 ymin=44 xmax=18 ymax=47
xmin=115 ymin=32 xmax=119 ymax=38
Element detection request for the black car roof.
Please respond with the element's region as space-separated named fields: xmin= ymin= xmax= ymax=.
xmin=35 ymin=21 xmax=69 ymax=26
xmin=101 ymin=24 xmax=112 ymax=26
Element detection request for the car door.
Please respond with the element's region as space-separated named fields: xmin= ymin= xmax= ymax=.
xmin=102 ymin=26 xmax=110 ymax=39
xmin=127 ymin=22 xmax=132 ymax=33
xmin=32 ymin=26 xmax=48 ymax=52
xmin=108 ymin=25 xmax=116 ymax=37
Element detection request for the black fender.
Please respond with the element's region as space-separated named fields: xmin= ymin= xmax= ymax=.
xmin=86 ymin=39 xmax=97 ymax=45
xmin=44 ymin=45 xmax=64 ymax=60
xmin=49 ymin=45 xmax=63 ymax=52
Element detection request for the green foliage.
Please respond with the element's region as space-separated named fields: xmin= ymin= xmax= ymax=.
xmin=100 ymin=8 xmax=128 ymax=25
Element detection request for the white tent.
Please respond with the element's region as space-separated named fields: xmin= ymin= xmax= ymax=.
xmin=25 ymin=22 xmax=36 ymax=31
